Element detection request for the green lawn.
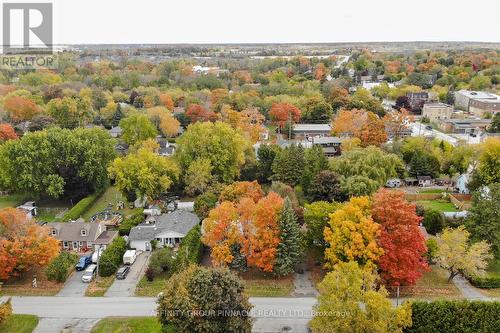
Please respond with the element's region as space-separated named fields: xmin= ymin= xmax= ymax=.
xmin=0 ymin=194 xmax=27 ymax=209
xmin=0 ymin=314 xmax=39 ymax=333
xmin=135 ymin=272 xmax=170 ymax=297
xmin=417 ymin=200 xmax=459 ymax=212
xmin=82 ymin=186 xmax=141 ymax=220
xmin=239 ymin=271 xmax=294 ymax=297
xmin=418 ymin=189 xmax=450 ymax=194
xmin=91 ymin=317 xmax=163 ymax=333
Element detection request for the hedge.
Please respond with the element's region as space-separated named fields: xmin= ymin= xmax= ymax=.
xmin=467 ymin=275 xmax=500 ymax=289
xmin=63 ymin=190 xmax=103 ymax=221
xmin=45 ymin=251 xmax=79 ymax=283
xmin=98 ymin=237 xmax=127 ymax=277
xmin=404 ymin=300 xmax=500 ymax=333
xmin=175 ymin=225 xmax=204 ymax=271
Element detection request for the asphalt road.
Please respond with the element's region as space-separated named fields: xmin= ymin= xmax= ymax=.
xmin=6 ymin=296 xmax=316 ymax=333
xmin=56 ymin=270 xmax=87 ymax=297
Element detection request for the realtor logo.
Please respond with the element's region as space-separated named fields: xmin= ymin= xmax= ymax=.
xmin=2 ymin=2 xmax=53 ymax=54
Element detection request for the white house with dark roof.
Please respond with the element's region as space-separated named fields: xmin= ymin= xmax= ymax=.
xmin=129 ymin=210 xmax=200 ymax=251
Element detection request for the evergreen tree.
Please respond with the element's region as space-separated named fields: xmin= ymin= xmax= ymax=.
xmin=111 ymin=103 xmax=123 ymax=127
xmin=274 ymin=198 xmax=302 ymax=276
xmin=488 ymin=113 xmax=500 ymax=133
xmin=301 ymin=145 xmax=328 ymax=193
xmin=271 ymin=144 xmax=305 ymax=186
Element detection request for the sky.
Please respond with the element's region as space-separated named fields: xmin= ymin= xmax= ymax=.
xmin=5 ymin=0 xmax=500 ymax=44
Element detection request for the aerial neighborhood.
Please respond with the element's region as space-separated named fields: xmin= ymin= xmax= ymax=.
xmin=0 ymin=41 xmax=499 ymax=333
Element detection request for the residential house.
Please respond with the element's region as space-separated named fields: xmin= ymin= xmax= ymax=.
xmin=109 ymin=126 xmax=123 ymax=138
xmin=311 ymin=136 xmax=342 ymax=157
xmin=293 ymin=123 xmax=332 ymax=140
xmin=438 ymin=118 xmax=491 ymax=134
xmin=157 ymin=138 xmax=176 ymax=157
xmin=406 ymin=92 xmax=430 ymax=112
xmin=422 ymin=103 xmax=453 ymax=123
xmin=46 ymin=221 xmax=118 ymax=252
xmin=129 ymin=210 xmax=200 ymax=251
xmin=417 ymin=176 xmax=433 ymax=187
xmin=114 ymin=142 xmax=129 ymax=155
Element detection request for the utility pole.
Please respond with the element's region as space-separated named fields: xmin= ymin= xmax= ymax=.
xmin=96 ymin=245 xmax=102 ymax=282
xmin=288 ymin=111 xmax=292 ymax=140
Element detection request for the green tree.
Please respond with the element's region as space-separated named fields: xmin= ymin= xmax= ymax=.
xmin=310 ymin=261 xmax=412 ymax=333
xmin=99 ymin=237 xmax=127 ymax=277
xmin=157 ymin=266 xmax=253 ymax=333
xmin=271 ymin=144 xmax=305 ymax=186
xmin=301 ymin=96 xmax=333 ymax=123
xmin=194 ymin=191 xmax=219 ymax=220
xmin=308 ymin=170 xmax=344 ymax=202
xmin=184 ymin=158 xmax=213 ymax=196
xmin=108 ymin=146 xmax=180 ymax=200
xmin=330 ymin=147 xmax=404 ymax=197
xmin=45 ymin=252 xmax=78 ymax=283
xmin=487 ymin=113 xmax=500 ymax=133
xmin=148 ymin=247 xmax=175 ymax=276
xmin=0 ymin=128 xmax=115 ymax=199
xmin=46 ymin=96 xmax=93 ymax=128
xmin=119 ymin=114 xmax=158 ymax=145
xmin=466 ymin=183 xmax=500 ymax=258
xmin=175 ymin=121 xmax=250 ymax=183
xmin=304 ymin=201 xmax=340 ymax=251
xmin=256 ymin=144 xmax=281 ymax=183
xmin=475 ymin=138 xmax=500 ymax=186
xmin=274 ymin=198 xmax=302 ymax=276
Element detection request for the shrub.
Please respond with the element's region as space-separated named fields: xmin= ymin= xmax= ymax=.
xmin=467 ymin=275 xmax=500 ymax=289
xmin=145 ymin=267 xmax=154 ymax=282
xmin=45 ymin=251 xmax=79 ymax=283
xmin=422 ymin=209 xmax=446 ymax=235
xmin=118 ymin=212 xmax=144 ymax=236
xmin=98 ymin=237 xmax=127 ymax=277
xmin=149 ymin=247 xmax=175 ymax=275
xmin=425 ymin=238 xmax=438 ymax=264
xmin=63 ymin=190 xmax=103 ymax=220
xmin=405 ymin=300 xmax=500 ymax=333
xmin=175 ymin=225 xmax=203 ymax=271
xmin=0 ymin=298 xmax=12 ymax=325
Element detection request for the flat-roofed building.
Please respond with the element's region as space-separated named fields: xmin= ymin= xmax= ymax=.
xmin=422 ymin=103 xmax=453 ymax=123
xmin=293 ymin=123 xmax=331 ymax=140
xmin=438 ymin=118 xmax=491 ymax=134
xmin=454 ymin=90 xmax=500 ymax=115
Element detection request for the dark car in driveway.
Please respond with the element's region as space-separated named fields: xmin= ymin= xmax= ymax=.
xmin=75 ymin=255 xmax=92 ymax=271
xmin=116 ymin=266 xmax=130 ymax=280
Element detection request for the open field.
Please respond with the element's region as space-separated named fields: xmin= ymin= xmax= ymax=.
xmin=0 ymin=314 xmax=39 ymax=333
xmin=417 ymin=200 xmax=459 ymax=212
xmin=135 ymin=272 xmax=170 ymax=297
xmin=239 ymin=270 xmax=294 ymax=297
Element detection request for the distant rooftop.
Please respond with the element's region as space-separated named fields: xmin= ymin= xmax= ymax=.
xmin=293 ymin=123 xmax=331 ymax=132
xmin=457 ymin=90 xmax=500 ymax=100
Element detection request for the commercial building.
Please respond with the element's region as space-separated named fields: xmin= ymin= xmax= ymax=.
xmin=422 ymin=103 xmax=453 ymax=123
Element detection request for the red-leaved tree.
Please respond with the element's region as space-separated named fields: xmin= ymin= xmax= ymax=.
xmin=0 ymin=123 xmax=18 ymax=142
xmin=269 ymin=103 xmax=301 ymax=129
xmin=371 ymin=189 xmax=428 ymax=286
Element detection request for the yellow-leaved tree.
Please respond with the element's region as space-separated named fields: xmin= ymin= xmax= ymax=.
xmin=310 ymin=261 xmax=412 ymax=333
xmin=323 ymin=196 xmax=383 ymax=269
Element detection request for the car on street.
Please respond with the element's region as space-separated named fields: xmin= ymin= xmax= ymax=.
xmin=75 ymin=255 xmax=92 ymax=271
xmin=81 ymin=264 xmax=97 ymax=283
xmin=115 ymin=266 xmax=130 ymax=280
xmin=425 ymin=125 xmax=433 ymax=131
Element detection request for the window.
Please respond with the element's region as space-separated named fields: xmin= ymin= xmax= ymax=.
xmin=51 ymin=229 xmax=57 ymax=236
xmin=81 ymin=229 xmax=87 ymax=236
xmin=72 ymin=242 xmax=78 ymax=250
xmin=63 ymin=241 xmax=68 ymax=248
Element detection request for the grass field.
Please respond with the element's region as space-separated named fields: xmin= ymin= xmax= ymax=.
xmin=239 ymin=270 xmax=294 ymax=297
xmin=0 ymin=314 xmax=39 ymax=333
xmin=478 ymin=259 xmax=500 ymax=298
xmin=135 ymin=272 xmax=170 ymax=297
xmin=417 ymin=200 xmax=459 ymax=212
xmin=82 ymin=186 xmax=141 ymax=220
xmin=91 ymin=317 xmax=163 ymax=333
xmin=0 ymin=194 xmax=27 ymax=209
xmin=85 ymin=276 xmax=115 ymax=297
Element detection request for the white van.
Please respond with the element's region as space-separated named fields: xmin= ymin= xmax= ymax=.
xmin=385 ymin=179 xmax=402 ymax=188
xmin=123 ymin=250 xmax=137 ymax=265
xmin=92 ymin=250 xmax=102 ymax=264
xmin=81 ymin=264 xmax=97 ymax=283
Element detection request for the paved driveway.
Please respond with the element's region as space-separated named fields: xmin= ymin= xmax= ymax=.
xmin=104 ymin=252 xmax=150 ymax=297
xmin=56 ymin=270 xmax=87 ymax=297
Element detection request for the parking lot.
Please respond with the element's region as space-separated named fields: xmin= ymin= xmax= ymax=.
xmin=104 ymin=252 xmax=150 ymax=297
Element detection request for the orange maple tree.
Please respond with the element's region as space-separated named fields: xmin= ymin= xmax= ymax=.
xmin=314 ymin=63 xmax=327 ymax=81
xmin=383 ymin=108 xmax=413 ymax=140
xmin=219 ymin=181 xmax=264 ymax=204
xmin=371 ymin=189 xmax=428 ymax=286
xmin=332 ymin=109 xmax=387 ymax=147
xmin=0 ymin=123 xmax=18 ymax=142
xmin=269 ymin=103 xmax=301 ymax=129
xmin=159 ymin=93 xmax=174 ymax=110
xmin=357 ymin=112 xmax=388 ymax=147
xmin=4 ymin=96 xmax=41 ymax=122
xmin=185 ymin=104 xmax=218 ymax=123
xmin=0 ymin=208 xmax=60 ymax=280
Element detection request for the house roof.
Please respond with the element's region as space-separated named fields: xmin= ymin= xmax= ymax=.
xmin=94 ymin=230 xmax=118 ymax=245
xmin=417 ymin=176 xmax=432 ymax=180
xmin=129 ymin=210 xmax=199 ymax=241
xmin=312 ymin=136 xmax=342 ymax=144
xmin=109 ymin=126 xmax=123 ymax=134
xmin=46 ymin=222 xmax=105 ymax=242
xmin=293 ymin=124 xmax=331 ymax=132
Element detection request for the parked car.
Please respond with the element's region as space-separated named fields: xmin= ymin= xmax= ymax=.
xmin=75 ymin=255 xmax=92 ymax=271
xmin=425 ymin=125 xmax=433 ymax=131
xmin=385 ymin=178 xmax=402 ymax=188
xmin=123 ymin=250 xmax=137 ymax=265
xmin=81 ymin=264 xmax=97 ymax=283
xmin=115 ymin=266 xmax=130 ymax=280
